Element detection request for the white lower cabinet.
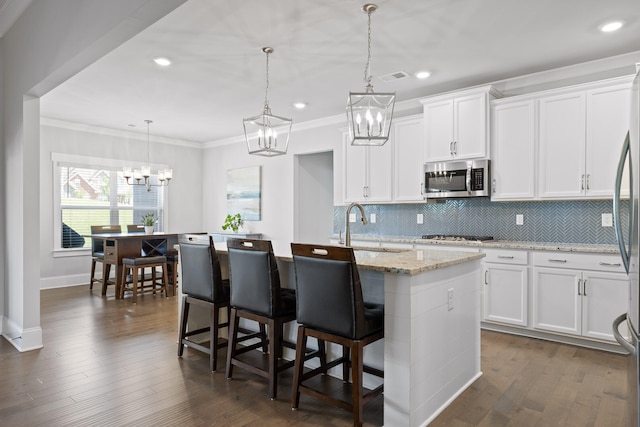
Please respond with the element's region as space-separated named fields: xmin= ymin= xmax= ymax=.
xmin=532 ymin=252 xmax=627 ymax=342
xmin=483 ymin=249 xmax=528 ymax=326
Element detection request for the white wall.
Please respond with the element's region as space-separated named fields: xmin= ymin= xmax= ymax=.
xmin=1 ymin=0 xmax=186 ymax=351
xmin=39 ymin=121 xmax=202 ymax=289
xmin=202 ymin=118 xmax=345 ymax=243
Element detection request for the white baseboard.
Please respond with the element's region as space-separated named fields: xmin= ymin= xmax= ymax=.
xmin=40 ymin=273 xmax=89 ymax=289
xmin=2 ymin=316 xmax=43 ymax=351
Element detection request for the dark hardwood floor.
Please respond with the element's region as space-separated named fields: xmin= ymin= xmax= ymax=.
xmin=0 ymin=285 xmax=630 ymax=426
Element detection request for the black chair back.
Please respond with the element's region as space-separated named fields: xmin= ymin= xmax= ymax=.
xmin=291 ymin=243 xmax=367 ymax=339
xmin=227 ymin=238 xmax=281 ymax=317
xmin=90 ymin=225 xmax=122 ymax=255
xmin=179 ymin=234 xmax=225 ymax=303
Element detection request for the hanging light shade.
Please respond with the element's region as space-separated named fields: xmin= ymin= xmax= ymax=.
xmin=243 ymin=47 xmax=292 ymax=157
xmin=346 ymin=3 xmax=395 ymax=146
xmin=123 ymin=120 xmax=173 ymax=191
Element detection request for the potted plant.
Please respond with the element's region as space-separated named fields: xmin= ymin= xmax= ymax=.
xmin=222 ymin=213 xmax=243 ymax=233
xmin=142 ymin=213 xmax=156 ymax=234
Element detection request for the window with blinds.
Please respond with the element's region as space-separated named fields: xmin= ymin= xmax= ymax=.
xmin=55 ymin=157 xmax=166 ymax=250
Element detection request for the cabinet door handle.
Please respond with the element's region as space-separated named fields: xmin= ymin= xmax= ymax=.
xmin=586 ymin=174 xmax=590 ymax=190
xmin=599 ymin=261 xmax=622 ymax=267
xmin=583 ymin=279 xmax=587 ymax=296
xmin=453 ymin=140 xmax=457 ymax=155
xmin=577 ymin=278 xmax=582 ymax=296
xmin=548 ymin=258 xmax=567 ymax=263
xmin=498 ymin=255 xmax=515 ymax=259
xmin=449 ymin=141 xmax=454 ymax=156
xmin=362 ymin=186 xmax=366 ymax=198
xmin=581 ymin=174 xmax=585 ymax=190
xmin=492 ymin=178 xmax=496 ymax=194
xmin=484 ymin=270 xmax=488 ymax=285
xmin=420 ymin=182 xmax=424 ymax=196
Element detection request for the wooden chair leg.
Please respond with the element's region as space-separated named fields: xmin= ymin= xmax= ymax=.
xmin=351 ymin=341 xmax=364 ymax=427
xmin=132 ymin=266 xmax=139 ymax=304
xmin=259 ymin=324 xmax=268 ymax=353
xmin=318 ymin=339 xmax=327 ymax=373
xmin=210 ymin=301 xmax=219 ymax=371
xmin=89 ymin=259 xmax=97 ymax=289
xmin=268 ymin=318 xmax=281 ymax=400
xmin=226 ymin=308 xmax=239 ymax=379
xmin=178 ymin=296 xmax=189 ymax=357
xmin=342 ymin=345 xmax=350 ymax=382
xmin=291 ymin=325 xmax=307 ymax=410
xmin=161 ymin=262 xmax=169 ymax=297
xmin=101 ymin=264 xmax=112 ymax=296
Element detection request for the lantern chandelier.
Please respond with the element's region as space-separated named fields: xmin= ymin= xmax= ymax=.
xmin=123 ymin=120 xmax=173 ymax=191
xmin=346 ymin=3 xmax=396 ymax=146
xmin=243 ymin=47 xmax=292 ymax=157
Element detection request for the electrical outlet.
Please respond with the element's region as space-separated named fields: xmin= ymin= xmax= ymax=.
xmin=516 ymin=214 xmax=524 ymax=225
xmin=602 ymin=213 xmax=613 ymax=227
xmin=370 ymin=213 xmax=377 ymax=223
xmin=349 ymin=213 xmax=356 ymax=222
xmin=417 ymin=213 xmax=424 ymax=224
xmin=447 ymin=288 xmax=454 ymax=311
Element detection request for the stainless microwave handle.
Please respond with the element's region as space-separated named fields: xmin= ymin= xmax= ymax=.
xmin=466 ymin=163 xmax=472 ymax=194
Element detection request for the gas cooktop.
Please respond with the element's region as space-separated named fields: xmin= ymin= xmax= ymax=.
xmin=421 ymin=234 xmax=494 ymax=242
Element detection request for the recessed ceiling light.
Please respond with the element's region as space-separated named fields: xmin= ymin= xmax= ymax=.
xmin=415 ymin=71 xmax=431 ymax=79
xmin=153 ymin=56 xmax=173 ymax=67
xmin=293 ymin=102 xmax=307 ymax=109
xmin=599 ymin=20 xmax=624 ymax=33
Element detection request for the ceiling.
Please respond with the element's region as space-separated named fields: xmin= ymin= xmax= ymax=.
xmin=20 ymin=0 xmax=640 ymax=143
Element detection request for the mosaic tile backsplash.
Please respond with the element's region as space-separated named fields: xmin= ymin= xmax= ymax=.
xmin=333 ymin=199 xmax=629 ymax=245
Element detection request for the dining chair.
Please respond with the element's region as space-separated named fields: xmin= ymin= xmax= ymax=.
xmin=290 ymin=243 xmax=384 ymax=427
xmin=89 ymin=224 xmax=122 ymax=295
xmin=225 ymin=238 xmax=297 ymax=400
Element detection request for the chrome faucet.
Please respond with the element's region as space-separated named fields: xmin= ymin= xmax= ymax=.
xmin=345 ymin=202 xmax=368 ymax=247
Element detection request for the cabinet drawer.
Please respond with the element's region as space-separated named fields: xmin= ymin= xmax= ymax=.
xmin=484 ymin=249 xmax=528 ymax=265
xmin=532 ymin=252 xmax=625 ymax=273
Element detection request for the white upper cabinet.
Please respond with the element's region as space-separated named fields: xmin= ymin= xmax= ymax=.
xmin=393 ymin=115 xmax=425 ymax=202
xmin=538 ymin=91 xmax=587 ymax=199
xmin=420 ymin=86 xmax=499 ymax=162
xmin=491 ymin=99 xmax=536 ymax=200
xmin=537 ymin=79 xmax=631 ymax=199
xmin=585 ymin=84 xmax=631 ymax=198
xmin=343 ymin=131 xmax=393 ymax=203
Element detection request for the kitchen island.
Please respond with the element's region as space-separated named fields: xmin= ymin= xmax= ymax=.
xmin=182 ymin=240 xmax=485 ymax=426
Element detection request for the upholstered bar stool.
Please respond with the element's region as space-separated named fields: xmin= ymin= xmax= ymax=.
xmin=120 ymin=255 xmax=168 ymax=304
xmin=89 ymin=224 xmax=121 ymax=295
xmin=225 ymin=238 xmax=297 ymax=400
xmin=290 ymin=243 xmax=384 ymax=427
xmin=177 ymin=234 xmax=230 ymax=371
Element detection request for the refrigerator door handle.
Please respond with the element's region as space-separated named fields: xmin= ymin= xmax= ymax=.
xmin=613 ymin=131 xmax=632 ymax=273
xmin=613 ymin=313 xmax=636 ymax=355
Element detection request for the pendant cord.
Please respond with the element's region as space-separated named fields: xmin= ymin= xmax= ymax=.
xmin=145 ymin=119 xmax=152 ymax=166
xmin=364 ymin=9 xmax=372 ymax=86
xmin=264 ymin=51 xmax=270 ymax=110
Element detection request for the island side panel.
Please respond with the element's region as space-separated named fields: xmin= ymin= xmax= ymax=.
xmin=384 ymin=258 xmax=483 ymax=427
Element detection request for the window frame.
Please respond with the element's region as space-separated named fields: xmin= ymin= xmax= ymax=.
xmin=52 ymin=153 xmax=169 ymax=257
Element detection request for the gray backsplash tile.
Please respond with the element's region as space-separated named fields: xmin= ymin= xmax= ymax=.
xmin=334 ymin=199 xmax=628 ymax=245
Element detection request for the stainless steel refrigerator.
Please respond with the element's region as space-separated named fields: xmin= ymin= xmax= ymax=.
xmin=613 ymin=66 xmax=640 ymax=427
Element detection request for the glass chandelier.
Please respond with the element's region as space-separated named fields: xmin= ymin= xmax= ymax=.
xmin=346 ymin=3 xmax=395 ymax=146
xmin=123 ymin=120 xmax=173 ymax=191
xmin=243 ymin=47 xmax=292 ymax=157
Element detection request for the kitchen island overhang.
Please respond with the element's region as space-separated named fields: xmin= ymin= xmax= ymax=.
xmin=188 ymin=242 xmax=485 ymax=426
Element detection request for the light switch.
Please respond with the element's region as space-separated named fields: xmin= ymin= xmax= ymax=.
xmin=417 ymin=214 xmax=424 ymax=224
xmin=516 ymin=214 xmax=524 ymax=225
xmin=602 ymin=213 xmax=613 ymax=227
xmin=370 ymin=213 xmax=377 ymax=223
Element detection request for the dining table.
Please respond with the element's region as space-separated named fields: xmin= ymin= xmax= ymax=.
xmin=86 ymin=231 xmax=191 ymax=299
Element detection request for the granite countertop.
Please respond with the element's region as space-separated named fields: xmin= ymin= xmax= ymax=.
xmin=213 ymin=240 xmax=484 ymax=276
xmin=339 ymin=234 xmax=620 ymax=254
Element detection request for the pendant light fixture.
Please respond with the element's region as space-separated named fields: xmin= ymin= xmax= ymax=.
xmin=243 ymin=47 xmax=292 ymax=157
xmin=346 ymin=3 xmax=395 ymax=146
xmin=123 ymin=120 xmax=173 ymax=191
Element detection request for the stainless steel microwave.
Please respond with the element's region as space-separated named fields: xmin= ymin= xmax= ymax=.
xmin=423 ymin=159 xmax=490 ymax=199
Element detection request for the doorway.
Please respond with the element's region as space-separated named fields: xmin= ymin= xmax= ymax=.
xmin=294 ymin=151 xmax=334 ymax=244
